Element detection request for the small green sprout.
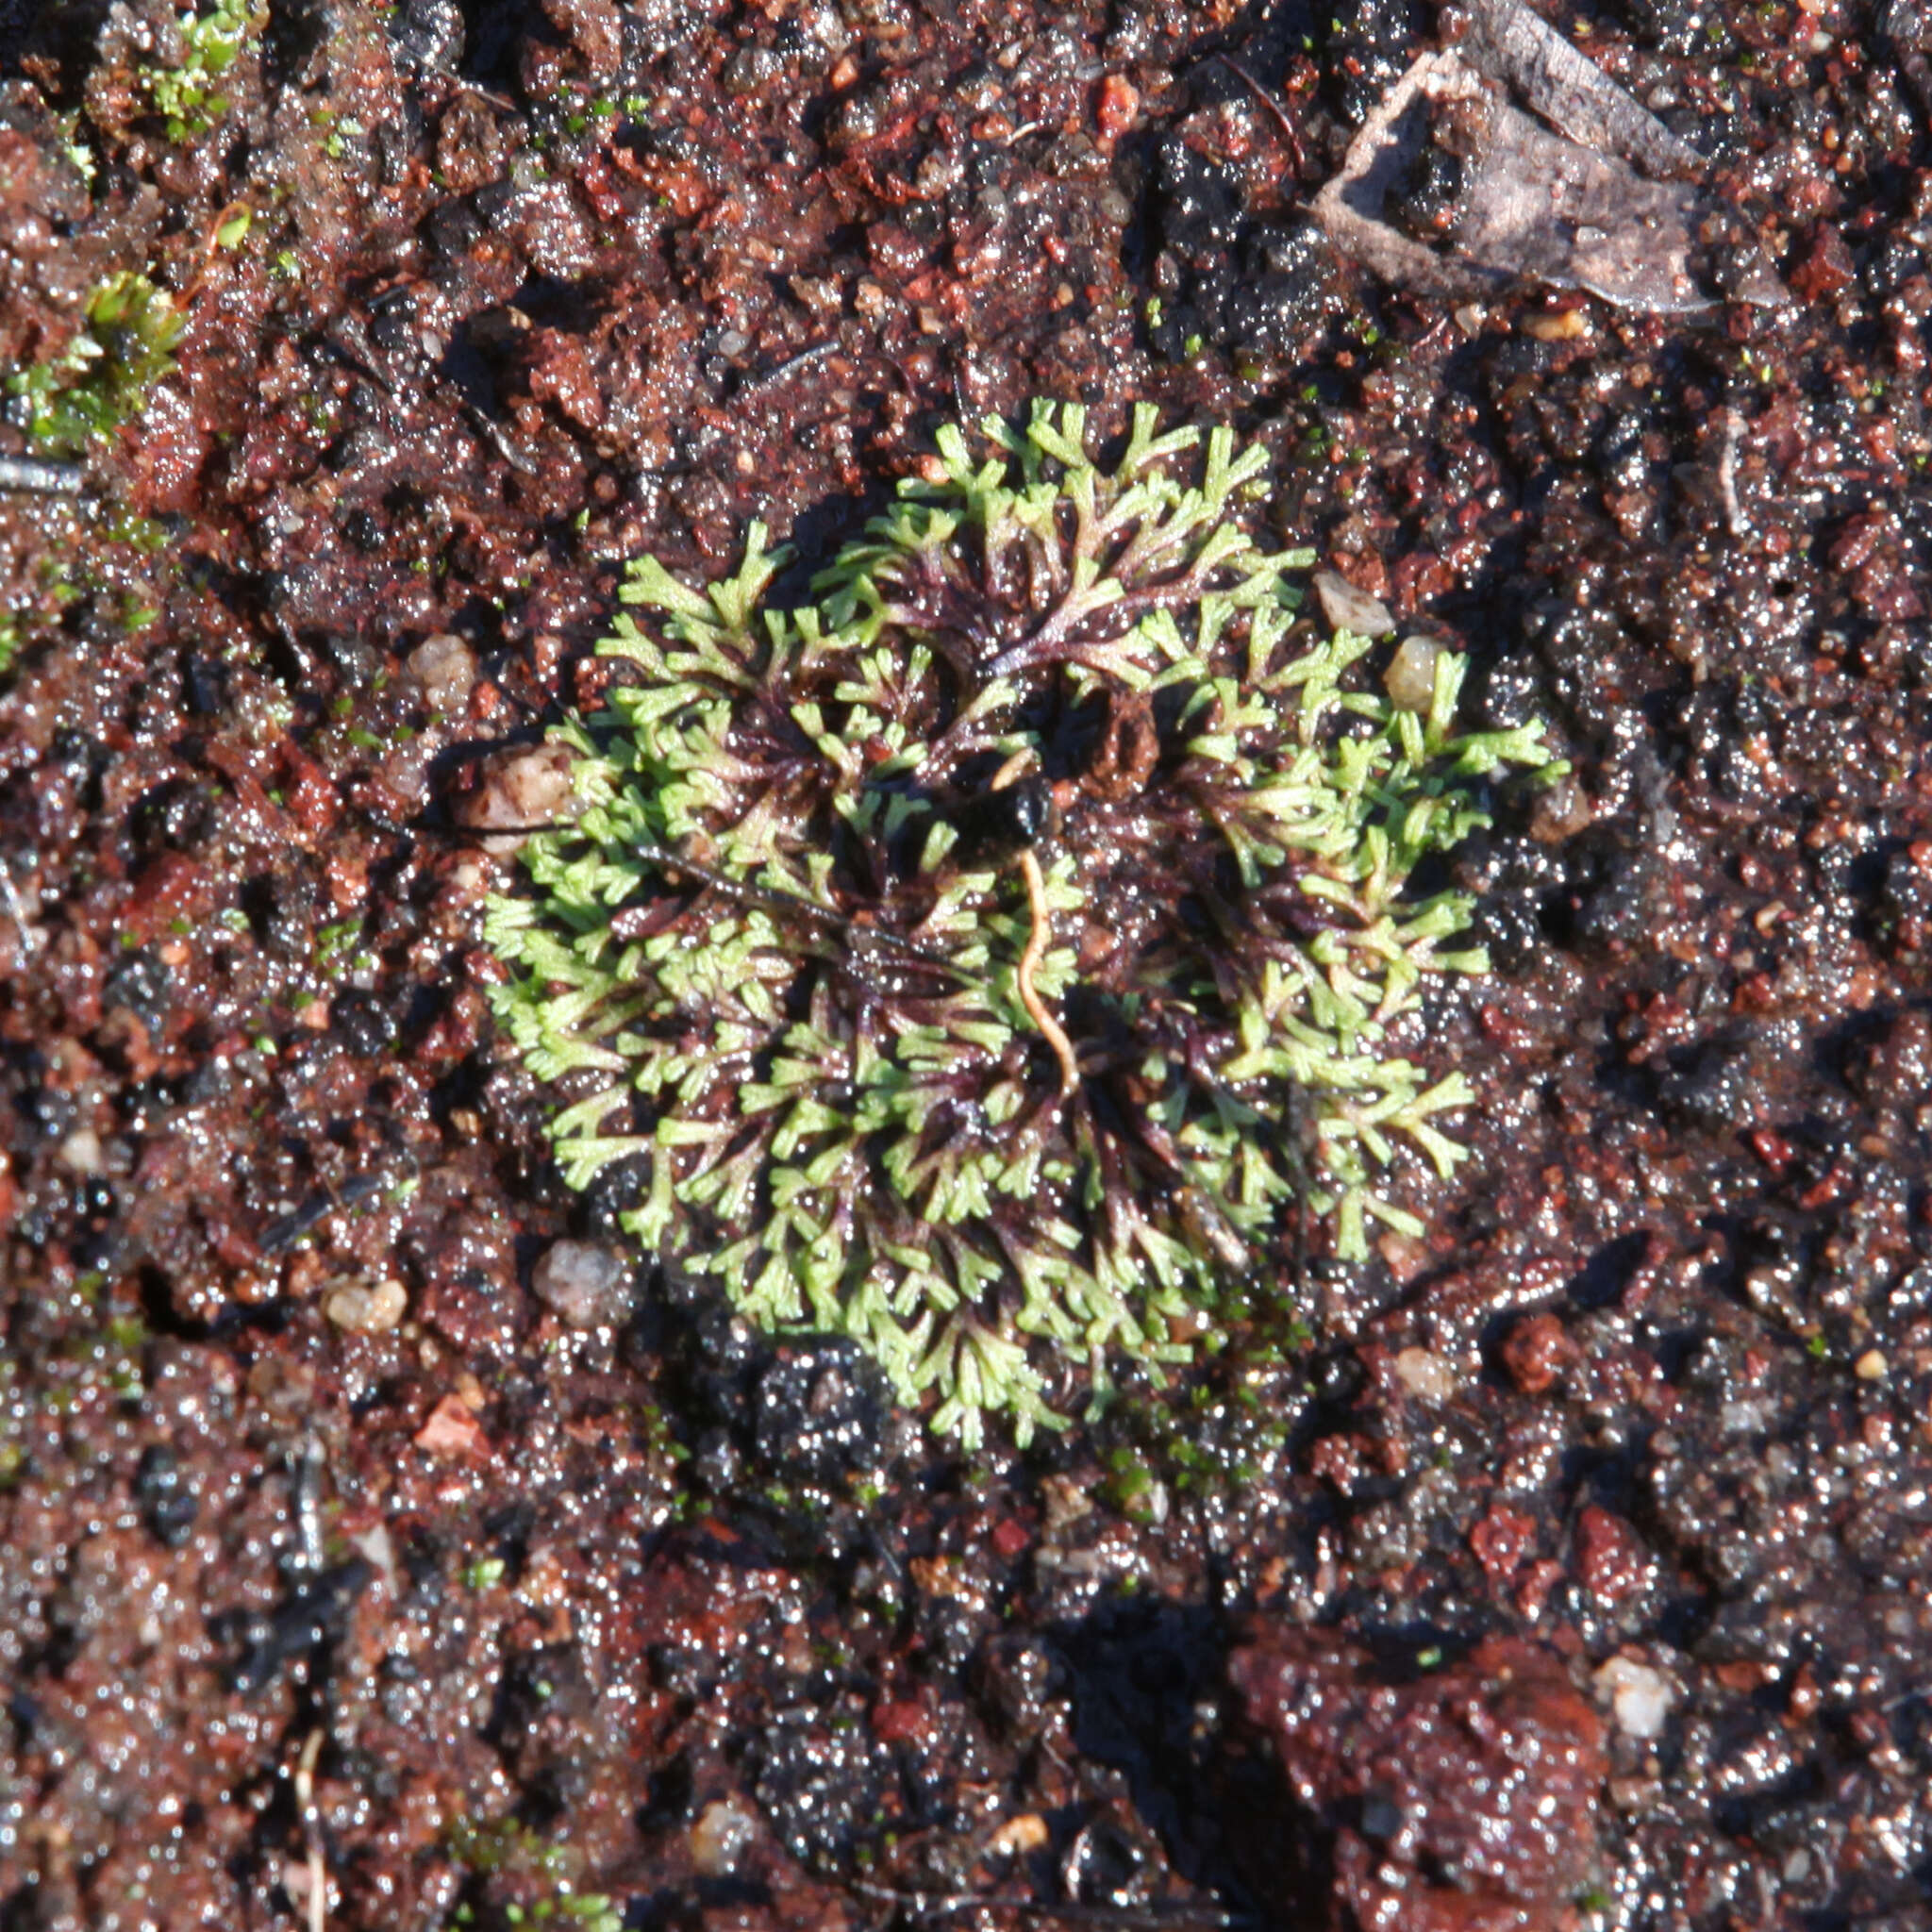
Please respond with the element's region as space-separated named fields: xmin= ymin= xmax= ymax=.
xmin=445 ymin=1816 xmax=622 ymax=1931
xmin=144 ymin=0 xmax=261 ymax=141
xmin=313 ymin=917 xmax=371 ymax=980
xmin=463 ymin=1556 xmax=508 ymax=1591
xmin=486 ymin=403 xmax=1560 ymax=1443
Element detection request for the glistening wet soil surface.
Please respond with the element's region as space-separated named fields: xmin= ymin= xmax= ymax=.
xmin=2 ymin=1 xmax=1931 ymax=1927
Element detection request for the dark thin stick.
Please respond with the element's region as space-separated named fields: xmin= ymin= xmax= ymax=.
xmin=852 ymin=1884 xmax=1255 ymax=1930
xmin=459 ymin=398 xmax=540 ymax=476
xmin=259 ymin=1165 xmax=412 ymax=1255
xmin=325 ymin=315 xmax=400 ymax=398
xmin=291 ymin=1437 xmax=328 ymax=1576
xmin=0 ymin=454 xmax=85 ymax=493
xmin=1214 ymin=55 xmax=1306 ymax=179
xmin=744 ymin=339 xmax=841 ymax=394
xmin=327 ymin=315 xmax=537 ymax=476
xmin=466 ymin=819 xmax=980 ymax=988
xmin=1282 ymin=1074 xmax=1308 ymax=1300
xmin=258 ymin=1192 xmax=343 ymax=1256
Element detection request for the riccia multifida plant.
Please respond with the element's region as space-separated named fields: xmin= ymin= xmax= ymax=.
xmin=484 ymin=402 xmax=1560 ymax=1443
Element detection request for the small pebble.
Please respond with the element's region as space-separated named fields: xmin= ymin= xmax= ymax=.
xmin=1384 ymin=635 xmax=1443 ymax=713
xmin=1530 ymin=775 xmax=1593 ymax=843
xmin=1040 ymin=1473 xmax=1095 ymax=1533
xmin=375 ymin=740 xmax=431 ymax=818
xmin=1392 ymin=1346 xmax=1457 ymax=1403
xmin=457 ymin=743 xmax=580 ymax=834
xmin=414 ymin=1391 xmax=487 ymax=1457
xmin=1523 ymin=307 xmax=1591 ymax=341
xmin=324 ymin=1275 xmax=408 ymax=1333
xmin=408 ymin=632 xmax=477 ymax=712
xmin=349 ymin=1523 xmax=399 ymax=1595
xmin=531 ymin=1240 xmax=634 ymax=1329
xmin=58 ymin=1126 xmax=103 ymax=1174
xmin=1594 ymin=1655 xmax=1673 ymax=1740
xmin=1854 ymin=1348 xmax=1888 ymax=1380
xmin=987 ymin=1812 xmax=1051 ymax=1857
xmin=1313 ymin=568 xmax=1394 ymax=638
xmin=689 ymin=1796 xmax=758 ymax=1877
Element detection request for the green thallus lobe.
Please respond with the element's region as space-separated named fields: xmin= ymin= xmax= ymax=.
xmin=7 ymin=273 xmax=184 ymax=458
xmin=485 ymin=402 xmax=1561 ymax=1444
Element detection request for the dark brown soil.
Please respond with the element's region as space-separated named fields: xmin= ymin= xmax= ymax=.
xmin=2 ymin=2 xmax=1930 ymax=1929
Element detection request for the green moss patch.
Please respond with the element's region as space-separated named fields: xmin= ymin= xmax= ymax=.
xmin=486 ymin=403 xmax=1560 ymax=1442
xmin=7 ymin=271 xmax=184 ymax=458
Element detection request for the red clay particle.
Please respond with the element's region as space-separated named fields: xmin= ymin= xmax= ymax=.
xmin=991 ymin=1518 xmax=1031 ymax=1558
xmin=1498 ymin=1310 xmax=1574 ymax=1394
xmin=1096 ymin=75 xmax=1139 ymax=142
xmin=1470 ymin=1502 xmax=1538 ymax=1587
xmin=415 ymin=1393 xmax=490 ymax=1458
xmin=1576 ymin=1505 xmax=1653 ymax=1604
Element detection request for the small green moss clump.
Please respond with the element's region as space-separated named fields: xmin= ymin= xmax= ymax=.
xmin=6 ymin=272 xmax=184 ymax=458
xmin=486 ymin=403 xmax=1559 ymax=1442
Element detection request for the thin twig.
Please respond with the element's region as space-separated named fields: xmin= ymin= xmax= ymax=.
xmin=452 ymin=75 xmax=518 ymax=112
xmin=1016 ymin=849 xmax=1079 ymax=1094
xmin=635 ymin=838 xmax=974 ymax=984
xmin=743 ymin=338 xmax=841 ymax=394
xmin=1283 ymin=1075 xmax=1308 ymax=1299
xmin=0 ymin=454 xmax=85 ymax=493
xmin=294 ymin=1726 xmax=327 ymax=1932
xmin=461 ymin=400 xmax=540 ymax=476
xmin=1717 ymin=404 xmax=1745 ymax=540
xmin=985 ymin=566 xmax=1221 ymax=683
xmin=0 ymin=867 xmax=39 ymax=959
xmin=1214 ymin=55 xmax=1306 ymax=178
xmin=988 ymin=746 xmax=1038 ymax=794
xmin=988 ymin=749 xmax=1079 ymax=1088
xmin=292 ymin=1437 xmax=328 ymax=1576
xmin=258 ymin=1161 xmax=417 ymax=1256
